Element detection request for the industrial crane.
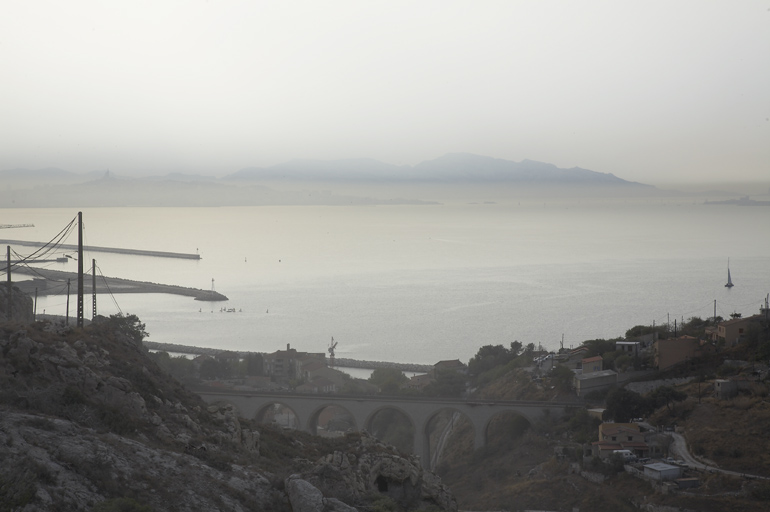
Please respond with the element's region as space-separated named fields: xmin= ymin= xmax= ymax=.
xmin=328 ymin=337 xmax=338 ymax=368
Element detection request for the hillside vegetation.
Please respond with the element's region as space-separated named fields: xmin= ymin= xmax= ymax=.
xmin=434 ymin=325 xmax=770 ymax=511
xmin=0 ymin=315 xmax=457 ymax=512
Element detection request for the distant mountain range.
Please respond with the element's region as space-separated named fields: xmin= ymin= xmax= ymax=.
xmin=0 ymin=154 xmax=667 ymax=207
xmin=2 ymin=154 xmax=651 ymax=187
xmin=223 ymin=153 xmax=653 ymax=187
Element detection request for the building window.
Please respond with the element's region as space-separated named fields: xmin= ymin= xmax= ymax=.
xmin=612 ymin=436 xmax=617 ymax=441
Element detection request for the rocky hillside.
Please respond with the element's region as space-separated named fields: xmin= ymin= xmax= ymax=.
xmin=0 ymin=315 xmax=456 ymax=512
xmin=437 ymin=365 xmax=770 ymax=512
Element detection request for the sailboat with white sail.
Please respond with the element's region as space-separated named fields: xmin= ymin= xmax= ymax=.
xmin=725 ymin=259 xmax=734 ymax=288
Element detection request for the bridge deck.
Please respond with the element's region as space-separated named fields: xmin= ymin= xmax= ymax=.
xmin=193 ymin=387 xmax=584 ymax=469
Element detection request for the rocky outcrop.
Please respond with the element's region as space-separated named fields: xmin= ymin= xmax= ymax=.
xmin=301 ymin=431 xmax=458 ymax=511
xmin=207 ymin=402 xmax=261 ymax=452
xmin=0 ymin=317 xmax=458 ymax=511
xmin=286 ymin=475 xmax=360 ymax=512
xmin=0 ymin=284 xmax=34 ymax=324
xmin=0 ymin=409 xmax=281 ymax=511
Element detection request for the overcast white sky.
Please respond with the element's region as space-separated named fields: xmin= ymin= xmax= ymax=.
xmin=1 ymin=1 xmax=768 ymax=184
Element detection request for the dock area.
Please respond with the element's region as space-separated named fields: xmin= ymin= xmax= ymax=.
xmin=0 ymin=239 xmax=200 ymax=260
xmin=12 ymin=267 xmax=226 ymax=301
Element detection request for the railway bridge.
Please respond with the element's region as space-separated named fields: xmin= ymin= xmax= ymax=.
xmin=195 ymin=389 xmax=581 ymax=468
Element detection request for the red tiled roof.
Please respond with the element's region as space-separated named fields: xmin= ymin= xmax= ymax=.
xmin=582 ymin=355 xmax=603 ymax=363
xmin=601 ymin=425 xmax=639 ymax=436
xmin=434 ymin=359 xmax=466 ymax=368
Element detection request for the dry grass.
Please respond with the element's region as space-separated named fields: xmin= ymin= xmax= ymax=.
xmin=440 ymin=367 xmax=770 ymax=511
xmin=681 ymin=395 xmax=770 ymax=475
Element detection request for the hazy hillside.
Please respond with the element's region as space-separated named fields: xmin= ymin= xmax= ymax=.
xmin=0 ymin=153 xmax=664 ymax=207
xmin=224 ymin=153 xmax=656 ymax=189
xmin=0 ymin=174 xmax=437 ymax=208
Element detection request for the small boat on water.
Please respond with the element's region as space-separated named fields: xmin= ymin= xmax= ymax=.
xmin=725 ymin=259 xmax=734 ymax=288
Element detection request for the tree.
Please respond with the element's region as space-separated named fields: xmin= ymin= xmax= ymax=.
xmin=100 ymin=313 xmax=148 ymax=344
xmin=604 ymin=388 xmax=651 ymax=423
xmin=468 ymin=344 xmax=513 ymax=375
xmin=369 ymin=367 xmax=408 ymax=394
xmin=424 ymin=369 xmax=466 ymax=397
xmin=522 ymin=343 xmax=536 ymax=360
xmin=613 ymin=354 xmax=632 ymax=372
xmin=625 ymin=324 xmax=667 ymax=339
xmin=549 ymin=365 xmax=574 ymax=393
xmin=566 ymin=408 xmax=601 ymax=444
xmin=581 ymin=339 xmax=616 ymax=358
xmin=648 ymin=386 xmax=687 ymax=413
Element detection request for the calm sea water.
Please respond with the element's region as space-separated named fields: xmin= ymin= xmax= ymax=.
xmin=3 ymin=200 xmax=769 ymax=365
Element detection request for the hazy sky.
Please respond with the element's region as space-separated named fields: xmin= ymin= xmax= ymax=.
xmin=1 ymin=1 xmax=768 ymax=184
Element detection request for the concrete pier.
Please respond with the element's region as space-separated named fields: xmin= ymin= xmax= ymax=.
xmin=0 ymin=239 xmax=200 ymax=260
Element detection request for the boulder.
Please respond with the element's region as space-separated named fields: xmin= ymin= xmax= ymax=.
xmin=285 ymin=475 xmax=325 ymax=512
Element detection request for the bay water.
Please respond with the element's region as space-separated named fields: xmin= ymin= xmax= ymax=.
xmin=4 ymin=200 xmax=769 ymax=365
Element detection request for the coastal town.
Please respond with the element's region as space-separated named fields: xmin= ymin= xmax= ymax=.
xmin=141 ymin=297 xmax=770 ymax=501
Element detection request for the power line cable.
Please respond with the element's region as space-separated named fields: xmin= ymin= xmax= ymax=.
xmin=0 ymin=215 xmax=77 ymax=276
xmin=96 ymin=264 xmax=123 ymax=315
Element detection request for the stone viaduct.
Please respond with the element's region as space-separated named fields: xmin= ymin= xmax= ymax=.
xmin=196 ymin=389 xmax=581 ymax=468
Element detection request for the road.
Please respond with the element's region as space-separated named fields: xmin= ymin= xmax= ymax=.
xmin=667 ymin=430 xmax=767 ymax=480
xmin=431 ymin=412 xmax=460 ymax=471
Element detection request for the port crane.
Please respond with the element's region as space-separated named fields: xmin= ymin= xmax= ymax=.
xmin=328 ymin=337 xmax=338 ymax=368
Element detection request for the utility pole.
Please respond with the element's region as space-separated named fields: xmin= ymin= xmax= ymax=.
xmin=92 ymin=258 xmax=97 ymax=319
xmin=6 ymin=245 xmax=11 ymax=322
xmin=714 ymin=299 xmax=716 ymax=324
xmin=77 ymin=212 xmax=84 ymax=327
xmin=66 ymin=279 xmax=71 ymax=326
xmin=33 ymin=288 xmax=37 ymax=321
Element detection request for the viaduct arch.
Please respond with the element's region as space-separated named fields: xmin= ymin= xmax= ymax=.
xmin=196 ymin=390 xmax=581 ymax=468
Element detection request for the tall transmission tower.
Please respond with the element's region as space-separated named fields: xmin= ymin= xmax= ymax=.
xmin=77 ymin=212 xmax=84 ymax=327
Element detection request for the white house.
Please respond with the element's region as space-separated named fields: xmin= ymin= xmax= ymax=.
xmin=643 ymin=462 xmax=682 ymax=481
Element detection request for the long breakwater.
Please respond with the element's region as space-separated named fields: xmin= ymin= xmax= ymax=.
xmin=0 ymin=239 xmax=200 ymax=260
